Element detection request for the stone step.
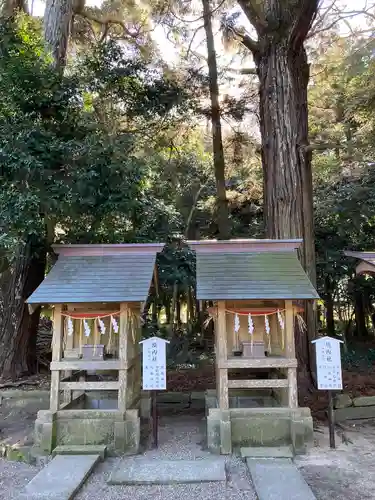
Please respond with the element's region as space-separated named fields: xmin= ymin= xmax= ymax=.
xmin=246 ymin=458 xmax=316 ymax=500
xmin=108 ymin=457 xmax=227 ymax=485
xmin=20 ymin=454 xmax=100 ymax=499
xmin=241 ymin=446 xmax=294 ymax=459
xmin=53 ymin=445 xmax=107 ymax=460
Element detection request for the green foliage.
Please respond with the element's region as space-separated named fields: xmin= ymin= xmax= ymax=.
xmin=0 ymin=15 xmax=198 ymax=256
xmin=309 ymin=32 xmax=375 ymax=337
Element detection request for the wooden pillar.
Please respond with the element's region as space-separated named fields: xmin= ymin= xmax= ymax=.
xmin=217 ymin=300 xmax=229 ymax=410
xmin=63 ymin=317 xmax=74 ymax=405
xmin=118 ymin=302 xmax=128 ymax=413
xmin=285 ymin=300 xmax=297 ymax=408
xmin=50 ymin=304 xmax=64 ymax=412
xmin=270 ymin=312 xmax=278 ymax=353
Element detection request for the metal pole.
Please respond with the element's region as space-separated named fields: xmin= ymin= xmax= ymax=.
xmin=328 ymin=391 xmax=335 ymax=449
xmin=152 ymin=390 xmax=158 ymax=448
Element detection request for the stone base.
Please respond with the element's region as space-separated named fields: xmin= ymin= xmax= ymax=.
xmin=205 ymin=392 xmax=313 ymax=455
xmin=34 ymin=408 xmax=140 ymax=455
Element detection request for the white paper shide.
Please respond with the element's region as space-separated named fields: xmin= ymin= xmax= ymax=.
xmin=140 ymin=336 xmax=169 ymax=391
xmin=312 ymin=336 xmax=343 ymax=390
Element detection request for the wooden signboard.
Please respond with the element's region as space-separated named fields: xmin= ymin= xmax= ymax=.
xmin=312 ymin=336 xmax=344 ymax=448
xmin=139 ymin=336 xmax=169 ymax=447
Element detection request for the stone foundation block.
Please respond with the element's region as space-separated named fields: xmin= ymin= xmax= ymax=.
xmin=334 ymin=393 xmax=353 ymax=409
xmin=353 ymin=396 xmax=375 ymax=407
xmin=220 ymin=411 xmax=232 ymax=455
xmin=207 ymin=411 xmax=221 ymax=454
xmin=290 ymin=417 xmax=313 ymax=455
xmin=140 ymin=394 xmax=151 ymax=419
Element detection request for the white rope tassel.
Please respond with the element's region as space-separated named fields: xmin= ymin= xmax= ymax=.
xmin=234 ymin=313 xmax=240 ymax=350
xmin=98 ymin=317 xmax=106 ymax=335
xmin=234 ymin=313 xmax=240 ymax=333
xmin=248 ymin=313 xmax=254 ymax=352
xmin=277 ymin=309 xmax=285 ymax=350
xmin=83 ymin=319 xmax=91 ymax=337
xmin=108 ymin=317 xmax=113 ymax=354
xmin=67 ymin=317 xmax=74 ymax=337
xmin=111 ymin=315 xmax=119 ymax=333
xmin=265 ymin=314 xmax=271 ymax=353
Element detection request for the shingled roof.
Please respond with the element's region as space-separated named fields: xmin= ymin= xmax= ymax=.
xmin=344 ymin=250 xmax=375 ymax=276
xmin=27 ymin=244 xmax=163 ymax=305
xmin=188 ymin=239 xmax=319 ymax=300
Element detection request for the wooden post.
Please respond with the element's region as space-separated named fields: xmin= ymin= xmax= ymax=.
xmin=50 ymin=304 xmax=64 ymax=412
xmin=328 ymin=391 xmax=336 ymax=448
xmin=118 ymin=302 xmax=128 ymax=413
xmin=288 ymin=367 xmax=298 ymax=408
xmin=63 ymin=317 xmax=74 ymax=405
xmin=285 ymin=300 xmax=295 ymax=358
xmin=217 ymin=301 xmax=229 ymax=410
xmin=285 ymin=300 xmax=297 ymax=408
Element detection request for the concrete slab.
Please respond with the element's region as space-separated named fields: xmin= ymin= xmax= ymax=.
xmin=241 ymin=446 xmax=294 ymax=458
xmin=246 ymin=458 xmax=316 ymax=500
xmin=108 ymin=457 xmax=227 ymax=485
xmin=52 ymin=445 xmax=107 ymax=460
xmin=21 ymin=454 xmax=100 ymax=499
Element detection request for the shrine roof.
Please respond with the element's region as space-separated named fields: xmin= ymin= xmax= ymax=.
xmin=195 ymin=249 xmax=319 ymax=300
xmin=27 ymin=243 xmax=163 ymax=305
xmin=344 ymin=250 xmax=375 ymax=275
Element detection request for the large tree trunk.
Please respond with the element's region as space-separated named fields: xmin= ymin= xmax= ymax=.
xmin=238 ymin=0 xmax=319 ymax=377
xmin=353 ymin=283 xmax=368 ymax=338
xmin=43 ymin=0 xmax=74 ymax=70
xmin=256 ymin=43 xmax=317 ymax=375
xmin=1 ymin=0 xmax=28 ymax=17
xmin=324 ymin=276 xmax=335 ymax=336
xmin=202 ymin=0 xmax=230 ymax=240
xmin=0 ymin=238 xmax=46 ymax=379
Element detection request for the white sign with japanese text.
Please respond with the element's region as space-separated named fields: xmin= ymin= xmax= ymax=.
xmin=312 ymin=336 xmax=343 ymax=390
xmin=139 ymin=336 xmax=169 ymax=391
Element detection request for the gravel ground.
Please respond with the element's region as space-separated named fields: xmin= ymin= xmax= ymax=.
xmin=5 ymin=411 xmax=375 ymax=500
xmin=0 ymin=459 xmax=41 ymax=499
xmin=297 ymin=421 xmax=375 ymax=500
xmin=76 ymin=415 xmax=257 ymax=500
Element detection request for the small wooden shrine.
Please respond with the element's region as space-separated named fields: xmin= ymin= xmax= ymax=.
xmin=344 ymin=250 xmax=375 ymax=276
xmin=27 ymin=243 xmax=163 ymax=454
xmin=27 ymin=238 xmax=319 ymax=456
xmin=188 ymin=239 xmax=319 ymax=454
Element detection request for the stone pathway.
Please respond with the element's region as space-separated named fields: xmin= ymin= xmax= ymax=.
xmin=247 ymin=457 xmax=316 ymax=500
xmin=76 ymin=414 xmax=257 ymax=500
xmin=20 ymin=454 xmax=101 ymax=499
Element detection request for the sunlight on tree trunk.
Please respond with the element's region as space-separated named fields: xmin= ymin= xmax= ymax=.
xmin=237 ymin=0 xmax=320 ymax=377
xmin=1 ymin=0 xmax=28 ymax=17
xmin=202 ymin=0 xmax=230 ymax=240
xmin=44 ymin=0 xmax=74 ymax=70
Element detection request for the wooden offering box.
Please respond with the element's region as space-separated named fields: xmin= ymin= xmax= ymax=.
xmin=241 ymin=341 xmax=265 ymax=358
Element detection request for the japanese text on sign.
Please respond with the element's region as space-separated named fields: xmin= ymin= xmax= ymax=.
xmin=315 ymin=337 xmax=343 ymax=391
xmin=140 ymin=337 xmax=168 ymax=391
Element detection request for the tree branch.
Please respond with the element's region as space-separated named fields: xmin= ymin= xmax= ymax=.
xmin=305 ymin=142 xmax=341 ymax=152
xmin=227 ymin=66 xmax=257 ymax=75
xmin=73 ymin=6 xmax=139 ymax=41
xmin=237 ymin=0 xmax=267 ymax=31
xmin=224 ymin=23 xmax=259 ymax=53
xmin=290 ymin=0 xmax=320 ymax=47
